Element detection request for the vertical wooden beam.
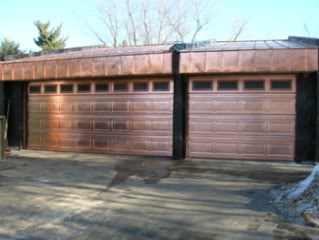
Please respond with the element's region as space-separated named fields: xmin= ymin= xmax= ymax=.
xmin=295 ymin=73 xmax=316 ymax=162
xmin=172 ymin=44 xmax=186 ymax=160
xmin=0 ymin=82 xmax=4 ymax=115
xmin=316 ymin=72 xmax=319 ymax=162
xmin=4 ymin=82 xmax=25 ymax=147
xmin=22 ymin=81 xmax=28 ymax=149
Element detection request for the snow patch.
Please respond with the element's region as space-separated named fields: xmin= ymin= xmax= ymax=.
xmin=271 ymin=164 xmax=319 ymax=227
xmin=287 ymin=164 xmax=319 ymax=199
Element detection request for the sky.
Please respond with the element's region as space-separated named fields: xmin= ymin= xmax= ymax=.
xmin=0 ymin=0 xmax=318 ymax=51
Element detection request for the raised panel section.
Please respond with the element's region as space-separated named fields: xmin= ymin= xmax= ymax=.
xmin=215 ymin=143 xmax=239 ymax=154
xmin=241 ymin=122 xmax=266 ymax=134
xmin=42 ymin=137 xmax=59 ymax=147
xmin=59 ymin=138 xmax=74 ymax=148
xmin=94 ymin=121 xmax=111 ymax=131
xmin=94 ymin=103 xmax=111 ymax=112
xmin=242 ymin=144 xmax=266 ymax=155
xmin=113 ymin=121 xmax=129 ymax=131
xmin=76 ymin=138 xmax=91 ymax=149
xmin=77 ymin=103 xmax=91 ymax=112
xmin=112 ymin=139 xmax=130 ymax=151
xmin=60 ymin=102 xmax=74 ymax=112
xmin=112 ymin=102 xmax=129 ymax=112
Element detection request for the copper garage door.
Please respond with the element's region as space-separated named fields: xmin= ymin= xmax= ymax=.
xmin=27 ymin=79 xmax=173 ymax=156
xmin=188 ymin=75 xmax=296 ymax=160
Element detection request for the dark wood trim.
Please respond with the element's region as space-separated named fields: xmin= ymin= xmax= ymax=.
xmin=295 ymin=73 xmax=316 ymax=162
xmin=0 ymin=82 xmax=4 ymax=115
xmin=316 ymin=72 xmax=319 ymax=162
xmin=23 ymin=82 xmax=28 ymax=149
xmin=172 ymin=45 xmax=186 ymax=160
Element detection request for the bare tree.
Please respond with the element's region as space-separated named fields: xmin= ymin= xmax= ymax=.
xmin=190 ymin=0 xmax=215 ymax=42
xmin=304 ymin=24 xmax=311 ymax=37
xmin=230 ymin=17 xmax=249 ymax=41
xmin=90 ymin=0 xmax=216 ymax=46
xmin=97 ymin=0 xmax=121 ymax=47
xmin=125 ymin=0 xmax=138 ymax=45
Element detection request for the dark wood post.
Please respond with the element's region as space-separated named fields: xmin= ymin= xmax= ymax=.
xmin=0 ymin=82 xmax=4 ymax=115
xmin=295 ymin=73 xmax=317 ymax=162
xmin=316 ymin=72 xmax=319 ymax=162
xmin=4 ymin=81 xmax=25 ymax=148
xmin=172 ymin=44 xmax=186 ymax=160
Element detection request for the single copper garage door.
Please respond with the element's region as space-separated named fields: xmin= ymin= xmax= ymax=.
xmin=27 ymin=79 xmax=173 ymax=156
xmin=188 ymin=75 xmax=296 ymax=160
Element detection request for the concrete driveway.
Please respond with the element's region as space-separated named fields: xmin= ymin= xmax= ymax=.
xmin=0 ymin=150 xmax=318 ymax=240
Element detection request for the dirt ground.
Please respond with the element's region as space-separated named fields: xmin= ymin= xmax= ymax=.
xmin=0 ymin=150 xmax=318 ymax=240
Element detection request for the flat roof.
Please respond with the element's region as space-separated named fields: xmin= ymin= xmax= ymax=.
xmin=181 ymin=39 xmax=318 ymax=52
xmin=3 ymin=44 xmax=174 ymax=63
xmin=0 ymin=37 xmax=317 ymax=80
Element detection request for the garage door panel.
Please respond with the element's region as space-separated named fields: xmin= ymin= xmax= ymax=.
xmin=29 ymin=119 xmax=42 ymax=129
xmin=269 ymin=100 xmax=295 ymax=113
xmin=152 ymin=121 xmax=172 ymax=131
xmin=243 ymin=101 xmax=266 ymax=112
xmin=214 ymin=121 xmax=240 ymax=133
xmin=112 ymin=139 xmax=130 ymax=151
xmin=188 ymin=76 xmax=296 ymax=160
xmin=29 ymin=102 xmax=42 ymax=112
xmin=30 ymin=118 xmax=172 ymax=135
xmin=94 ymin=121 xmax=111 ymax=131
xmin=189 ymin=118 xmax=295 ymax=136
xmin=112 ymin=102 xmax=129 ymax=112
xmin=28 ymin=135 xmax=42 ymax=147
xmin=43 ymin=137 xmax=59 ymax=148
xmin=41 ymin=102 xmax=60 ymax=112
xmin=152 ymin=101 xmax=172 ymax=111
xmin=189 ymin=95 xmax=295 ymax=115
xmin=214 ymin=101 xmax=241 ymax=112
xmin=215 ymin=143 xmax=239 ymax=154
xmin=132 ymin=102 xmax=152 ymax=111
xmin=94 ymin=140 xmax=110 ymax=151
xmin=242 ymin=144 xmax=266 ymax=155
xmin=60 ymin=102 xmax=75 ymax=112
xmin=59 ymin=138 xmax=74 ymax=148
xmin=75 ymin=120 xmax=91 ymax=130
xmin=189 ymin=122 xmax=212 ymax=131
xmin=188 ymin=139 xmax=294 ymax=160
xmin=268 ymin=122 xmax=295 ymax=135
xmin=131 ymin=141 xmax=149 ymax=152
xmin=94 ymin=102 xmax=111 ymax=112
xmin=151 ymin=141 xmax=171 ymax=152
xmin=41 ymin=119 xmax=60 ymax=129
xmin=28 ymin=79 xmax=173 ymax=156
xmin=77 ymin=103 xmax=91 ymax=112
xmin=132 ymin=120 xmax=150 ymax=131
xmin=241 ymin=122 xmax=267 ymax=134
xmin=268 ymin=145 xmax=294 ymax=157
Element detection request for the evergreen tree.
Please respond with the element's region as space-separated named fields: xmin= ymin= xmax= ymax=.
xmin=0 ymin=38 xmax=22 ymax=61
xmin=33 ymin=20 xmax=67 ymax=50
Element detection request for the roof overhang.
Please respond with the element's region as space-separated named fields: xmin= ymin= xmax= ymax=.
xmin=179 ymin=48 xmax=318 ymax=74
xmin=0 ymin=45 xmax=173 ymax=81
xmin=0 ymin=52 xmax=172 ymax=81
xmin=0 ymin=38 xmax=318 ymax=81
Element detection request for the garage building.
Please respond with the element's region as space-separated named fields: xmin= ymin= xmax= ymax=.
xmin=0 ymin=37 xmax=318 ymax=162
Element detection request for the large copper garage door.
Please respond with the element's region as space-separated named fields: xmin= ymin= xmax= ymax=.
xmin=188 ymin=75 xmax=296 ymax=160
xmin=27 ymin=79 xmax=173 ymax=156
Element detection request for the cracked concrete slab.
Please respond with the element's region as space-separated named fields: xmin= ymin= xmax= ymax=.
xmin=0 ymin=150 xmax=318 ymax=240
